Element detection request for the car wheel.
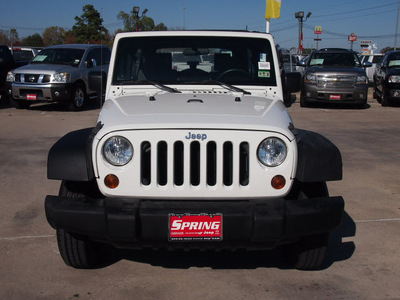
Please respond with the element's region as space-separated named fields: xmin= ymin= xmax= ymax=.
xmin=381 ymin=89 xmax=391 ymax=106
xmin=284 ymin=181 xmax=331 ymax=270
xmin=288 ymin=232 xmax=330 ymax=270
xmin=300 ymin=94 xmax=308 ymax=107
xmin=10 ymin=98 xmax=31 ymax=109
xmin=56 ymin=181 xmax=102 ymax=269
xmin=68 ymin=83 xmax=87 ymax=111
xmin=283 ymin=92 xmax=292 ymax=107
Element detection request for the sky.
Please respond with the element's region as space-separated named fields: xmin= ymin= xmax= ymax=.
xmin=1 ymin=0 xmax=399 ymax=52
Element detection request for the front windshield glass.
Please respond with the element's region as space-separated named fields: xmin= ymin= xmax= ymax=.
xmin=388 ymin=53 xmax=400 ymax=67
xmin=112 ymin=36 xmax=277 ymax=86
xmin=309 ymin=52 xmax=361 ymax=67
xmin=31 ymin=48 xmax=85 ymax=67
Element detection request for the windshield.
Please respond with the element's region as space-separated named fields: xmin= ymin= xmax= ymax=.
xmin=388 ymin=53 xmax=400 ymax=68
xmin=112 ymin=36 xmax=277 ymax=86
xmin=309 ymin=52 xmax=361 ymax=67
xmin=31 ymin=48 xmax=85 ymax=67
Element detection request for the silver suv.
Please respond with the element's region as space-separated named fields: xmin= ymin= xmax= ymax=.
xmin=7 ymin=44 xmax=111 ymax=110
xmin=298 ymin=48 xmax=371 ymax=107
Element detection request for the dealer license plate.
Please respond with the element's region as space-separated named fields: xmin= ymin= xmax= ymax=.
xmin=169 ymin=213 xmax=223 ymax=241
xmin=329 ymin=94 xmax=341 ymax=100
xmin=27 ymin=94 xmax=37 ymax=100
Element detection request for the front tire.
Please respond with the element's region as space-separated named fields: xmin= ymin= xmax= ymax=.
xmin=57 ymin=228 xmax=100 ymax=269
xmin=381 ymin=88 xmax=391 ymax=106
xmin=288 ymin=232 xmax=330 ymax=270
xmin=300 ymin=93 xmax=308 ymax=107
xmin=68 ymin=83 xmax=87 ymax=111
xmin=11 ymin=98 xmax=31 ymax=109
xmin=56 ymin=181 xmax=102 ymax=268
xmin=285 ymin=181 xmax=331 ymax=270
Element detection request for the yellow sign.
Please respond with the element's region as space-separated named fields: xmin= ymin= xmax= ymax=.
xmin=314 ymin=26 xmax=322 ymax=34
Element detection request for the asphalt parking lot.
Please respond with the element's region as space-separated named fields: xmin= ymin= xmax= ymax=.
xmin=0 ymin=89 xmax=399 ymax=300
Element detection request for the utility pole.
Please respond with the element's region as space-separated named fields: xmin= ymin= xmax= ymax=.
xmin=395 ymin=0 xmax=400 ymax=50
xmin=183 ymin=7 xmax=186 ymax=30
xmin=295 ymin=11 xmax=311 ymax=55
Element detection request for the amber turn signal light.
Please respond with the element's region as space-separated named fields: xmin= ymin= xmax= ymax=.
xmin=271 ymin=175 xmax=286 ymax=190
xmin=104 ymin=174 xmax=119 ymax=189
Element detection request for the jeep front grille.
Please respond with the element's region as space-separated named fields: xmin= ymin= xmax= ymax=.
xmin=139 ymin=140 xmax=250 ymax=187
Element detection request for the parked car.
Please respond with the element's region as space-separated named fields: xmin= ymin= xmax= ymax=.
xmin=0 ymin=45 xmax=32 ymax=101
xmin=373 ymin=50 xmax=400 ymax=106
xmin=298 ymin=48 xmax=371 ymax=107
xmin=6 ymin=44 xmax=111 ymax=110
xmin=9 ymin=46 xmax=40 ymax=62
xmin=359 ymin=53 xmax=383 ymax=84
xmin=45 ymin=30 xmax=344 ymax=270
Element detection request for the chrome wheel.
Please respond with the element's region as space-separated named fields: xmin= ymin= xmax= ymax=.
xmin=69 ymin=83 xmax=86 ymax=111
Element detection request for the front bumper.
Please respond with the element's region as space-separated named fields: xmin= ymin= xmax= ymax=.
xmin=11 ymin=82 xmax=74 ymax=103
xmin=45 ymin=195 xmax=344 ymax=249
xmin=384 ymin=86 xmax=400 ymax=102
xmin=301 ymin=84 xmax=368 ymax=104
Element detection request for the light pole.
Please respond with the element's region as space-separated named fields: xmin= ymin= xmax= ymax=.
xmin=132 ymin=6 xmax=148 ymax=31
xmin=295 ymin=11 xmax=312 ymax=55
xmin=395 ymin=0 xmax=400 ymax=50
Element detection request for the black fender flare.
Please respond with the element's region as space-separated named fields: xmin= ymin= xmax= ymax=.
xmin=295 ymin=129 xmax=342 ymax=182
xmin=47 ymin=124 xmax=102 ymax=181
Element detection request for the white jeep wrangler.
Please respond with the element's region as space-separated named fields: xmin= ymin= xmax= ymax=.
xmin=45 ymin=31 xmax=344 ymax=270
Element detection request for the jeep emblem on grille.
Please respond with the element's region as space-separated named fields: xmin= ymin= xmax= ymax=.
xmin=185 ymin=132 xmax=207 ymax=141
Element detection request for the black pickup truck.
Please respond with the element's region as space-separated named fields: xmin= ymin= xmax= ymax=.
xmin=0 ymin=45 xmax=32 ymax=101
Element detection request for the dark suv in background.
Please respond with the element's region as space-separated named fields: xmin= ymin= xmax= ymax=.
xmin=298 ymin=48 xmax=371 ymax=107
xmin=373 ymin=50 xmax=400 ymax=106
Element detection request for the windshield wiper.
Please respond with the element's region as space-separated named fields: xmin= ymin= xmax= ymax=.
xmin=118 ymin=80 xmax=181 ymax=93
xmin=198 ymin=80 xmax=251 ymax=95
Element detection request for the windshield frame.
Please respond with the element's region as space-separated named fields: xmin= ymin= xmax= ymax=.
xmin=30 ymin=48 xmax=85 ymax=67
xmin=112 ymin=35 xmax=277 ymax=87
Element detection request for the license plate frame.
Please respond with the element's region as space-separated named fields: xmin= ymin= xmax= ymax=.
xmin=169 ymin=213 xmax=223 ymax=241
xmin=329 ymin=94 xmax=341 ymax=100
xmin=26 ymin=94 xmax=37 ymax=100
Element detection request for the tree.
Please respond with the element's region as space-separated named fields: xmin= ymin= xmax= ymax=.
xmin=71 ymin=4 xmax=109 ymax=44
xmin=117 ymin=9 xmax=167 ymax=32
xmin=381 ymin=47 xmax=394 ymax=54
xmin=43 ymin=26 xmax=66 ymax=46
xmin=21 ymin=33 xmax=44 ymax=47
xmin=9 ymin=28 xmax=19 ymax=46
xmin=0 ymin=30 xmax=10 ymax=45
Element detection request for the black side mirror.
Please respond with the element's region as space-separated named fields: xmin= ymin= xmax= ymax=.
xmin=363 ymin=62 xmax=372 ymax=68
xmin=283 ymin=72 xmax=301 ymax=93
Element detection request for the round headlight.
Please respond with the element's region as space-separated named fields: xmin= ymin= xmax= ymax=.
xmin=257 ymin=137 xmax=287 ymax=167
xmin=103 ymin=136 xmax=133 ymax=166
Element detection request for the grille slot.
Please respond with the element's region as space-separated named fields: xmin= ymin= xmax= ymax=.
xmin=223 ymin=142 xmax=233 ymax=186
xmin=190 ymin=142 xmax=201 ymax=186
xmin=140 ymin=140 xmax=250 ymax=188
xmin=239 ymin=142 xmax=250 ymax=186
xmin=157 ymin=141 xmax=168 ymax=186
xmin=173 ymin=142 xmax=184 ymax=186
xmin=140 ymin=141 xmax=151 ymax=185
xmin=207 ymin=142 xmax=217 ymax=186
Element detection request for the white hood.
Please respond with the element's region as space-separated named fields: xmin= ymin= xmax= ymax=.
xmin=97 ymin=92 xmax=294 ymax=139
